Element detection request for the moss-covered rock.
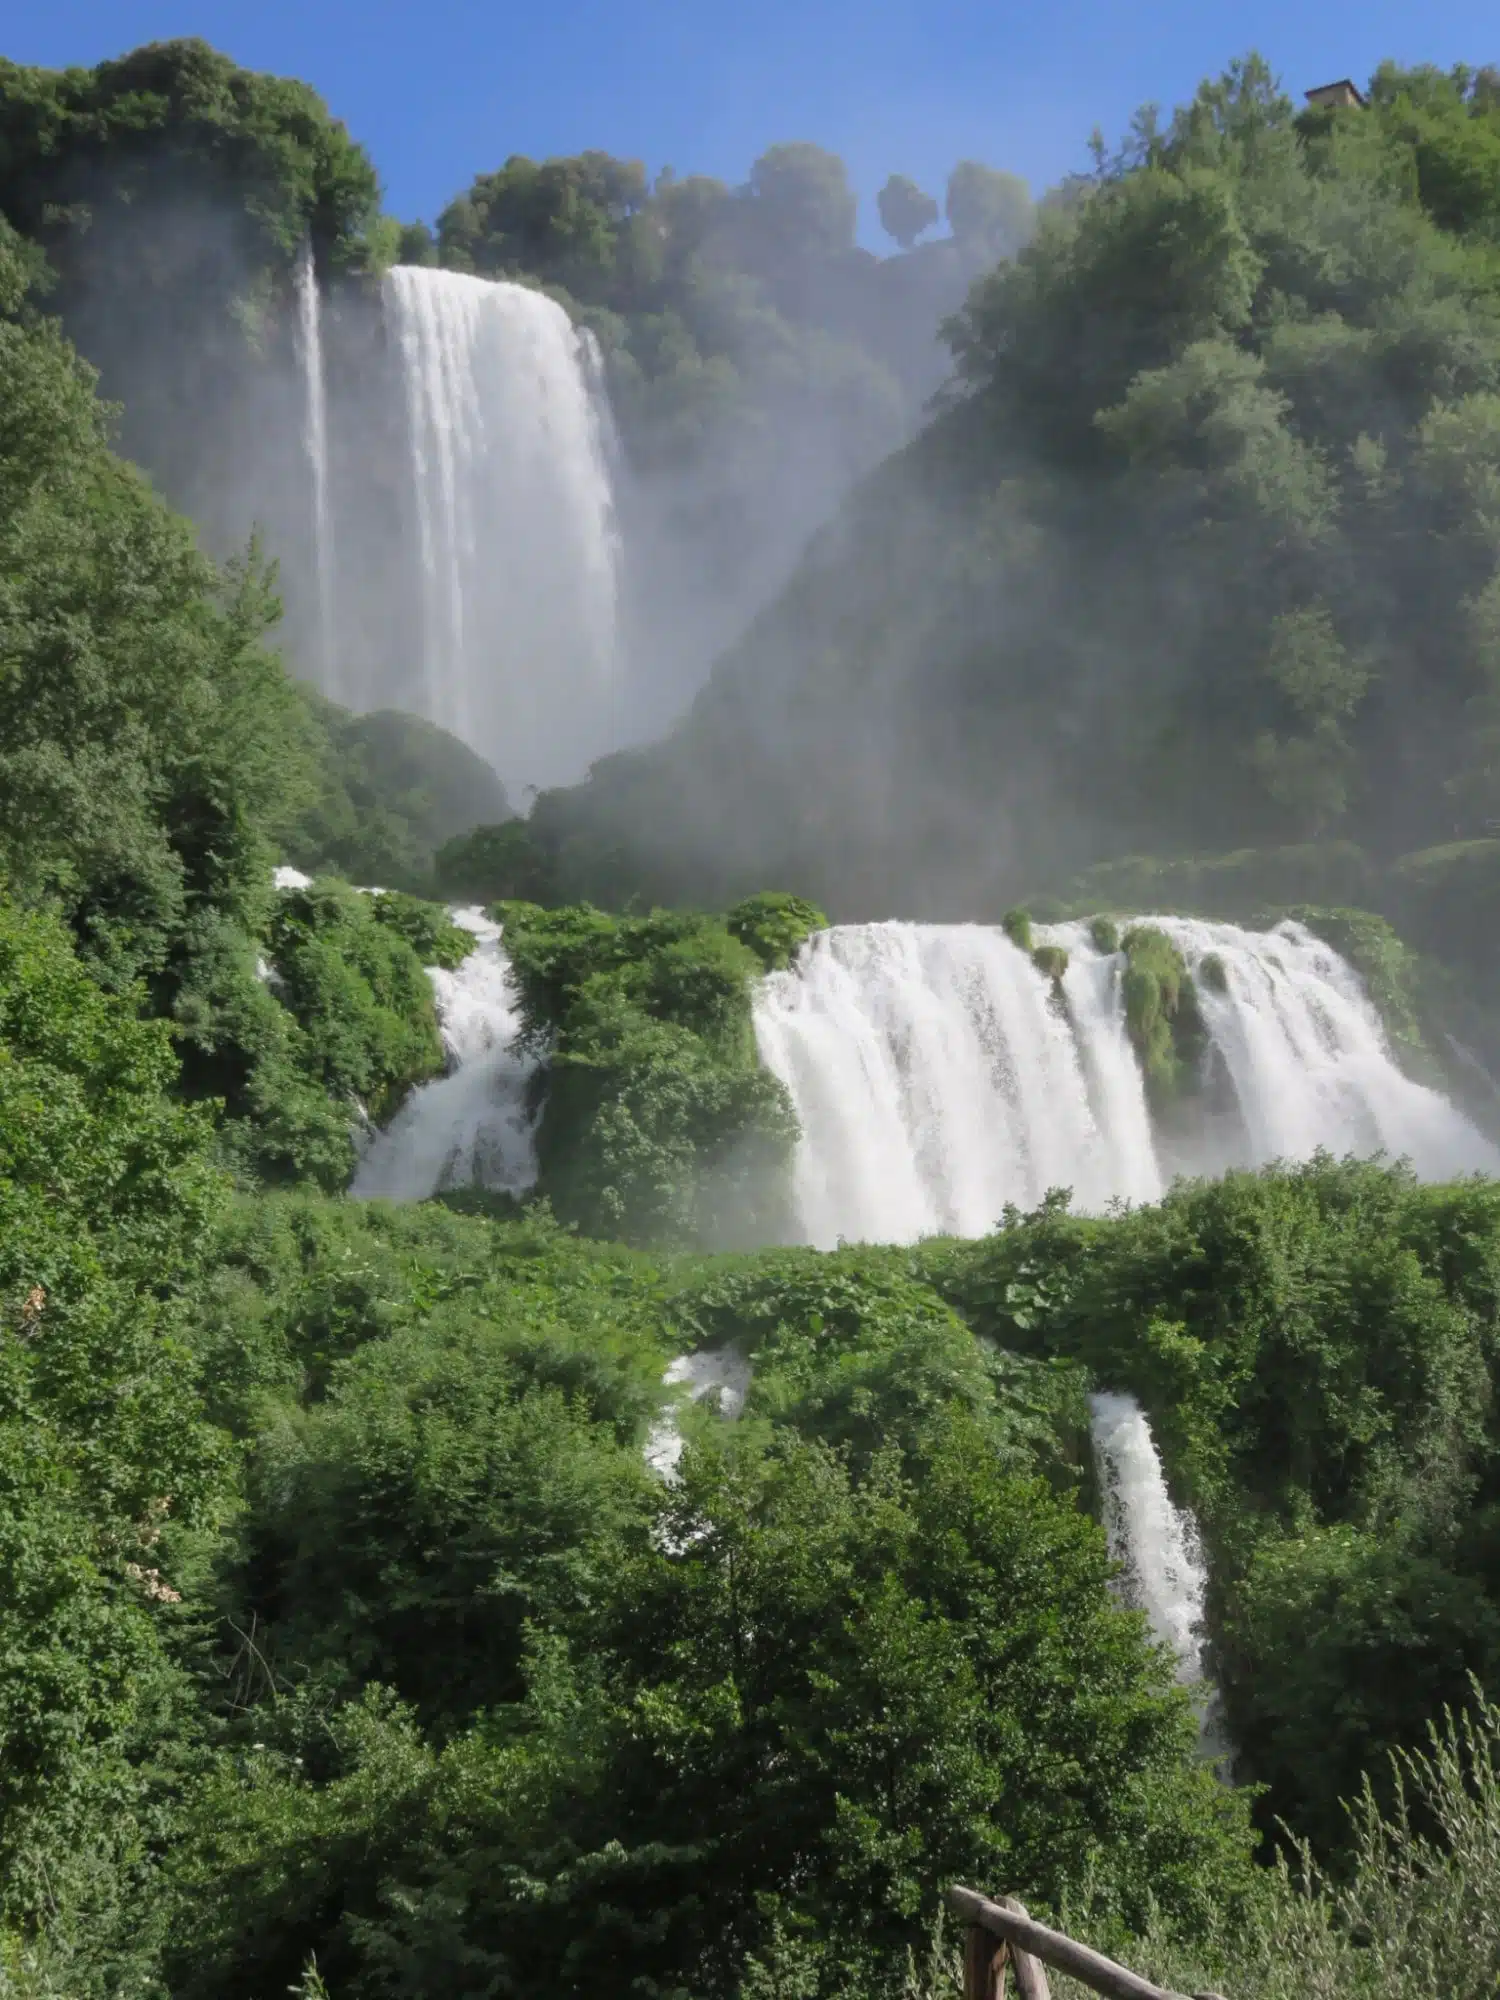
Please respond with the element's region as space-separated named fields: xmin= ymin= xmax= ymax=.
xmin=1002 ymin=907 xmax=1033 ymax=951
xmin=1088 ymin=916 xmax=1120 ymax=955
xmin=1032 ymin=943 xmax=1070 ymax=985
xmin=1121 ymin=926 xmax=1207 ymax=1112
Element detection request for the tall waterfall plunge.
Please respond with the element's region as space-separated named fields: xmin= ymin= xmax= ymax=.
xmin=754 ymin=917 xmax=1499 ymax=1248
xmin=293 ymin=243 xmax=337 ymax=698
xmin=383 ymin=266 xmax=621 ymax=791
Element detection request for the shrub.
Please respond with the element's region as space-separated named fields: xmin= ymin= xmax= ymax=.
xmin=725 ymin=891 xmax=828 ymax=970
xmin=1032 ymin=943 xmax=1070 ymax=984
xmin=1002 ymin=907 xmax=1033 ymax=951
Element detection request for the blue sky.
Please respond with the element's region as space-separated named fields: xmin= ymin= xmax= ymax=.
xmin=7 ymin=0 xmax=1497 ymax=240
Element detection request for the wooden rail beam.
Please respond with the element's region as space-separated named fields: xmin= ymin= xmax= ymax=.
xmin=948 ymin=1886 xmax=1227 ymax=2000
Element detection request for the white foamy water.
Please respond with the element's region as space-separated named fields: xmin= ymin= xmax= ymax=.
xmin=1154 ymin=917 xmax=1498 ymax=1182
xmin=1089 ymin=1391 xmax=1209 ymax=1685
xmin=754 ymin=917 xmax=1497 ymax=1247
xmin=383 ymin=266 xmax=621 ymax=791
xmin=645 ymin=1348 xmax=752 ymax=1482
xmin=352 ymin=908 xmax=538 ymax=1201
xmin=293 ymin=242 xmax=337 ymax=698
xmin=753 ymin=922 xmax=1162 ymax=1248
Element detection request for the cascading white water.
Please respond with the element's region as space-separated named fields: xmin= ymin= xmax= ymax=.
xmin=644 ymin=1348 xmax=752 ymax=1482
xmin=383 ymin=266 xmax=621 ymax=791
xmin=352 ymin=907 xmax=538 ymax=1201
xmin=1154 ymin=917 xmax=1498 ymax=1182
xmin=753 ymin=922 xmax=1162 ymax=1248
xmin=293 ymin=243 xmax=337 ymax=697
xmin=754 ymin=916 xmax=1498 ymax=1248
xmin=1089 ymin=1391 xmax=1209 ymax=1687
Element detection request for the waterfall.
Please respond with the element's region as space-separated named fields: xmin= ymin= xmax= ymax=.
xmin=1157 ymin=917 xmax=1498 ymax=1182
xmin=754 ymin=917 xmax=1497 ymax=1248
xmin=383 ymin=266 xmax=621 ymax=791
xmin=352 ymin=908 xmax=538 ymax=1201
xmin=644 ymin=1348 xmax=752 ymax=1482
xmin=1090 ymin=1392 xmax=1210 ymax=1696
xmin=293 ymin=243 xmax=337 ymax=696
xmin=753 ymin=922 xmax=1162 ymax=1247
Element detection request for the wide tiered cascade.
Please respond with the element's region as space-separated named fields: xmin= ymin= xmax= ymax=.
xmin=381 ymin=265 xmax=621 ymax=791
xmin=753 ymin=916 xmax=1498 ymax=1247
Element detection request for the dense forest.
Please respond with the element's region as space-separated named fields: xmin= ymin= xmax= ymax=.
xmin=4 ymin=33 xmax=1500 ymax=2000
xmin=529 ymin=60 xmax=1500 ymax=923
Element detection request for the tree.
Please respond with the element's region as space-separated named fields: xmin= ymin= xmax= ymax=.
xmin=744 ymin=142 xmax=859 ymax=264
xmin=878 ymin=173 xmax=940 ymax=250
xmin=945 ymin=161 xmax=1034 ymax=254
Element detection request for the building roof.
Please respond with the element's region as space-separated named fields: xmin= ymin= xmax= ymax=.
xmin=1305 ymin=79 xmax=1369 ymax=109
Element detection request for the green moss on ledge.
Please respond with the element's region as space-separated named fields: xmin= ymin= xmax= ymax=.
xmin=1121 ymin=925 xmax=1207 ymax=1111
xmin=1032 ymin=943 xmax=1070 ymax=985
xmin=1002 ymin=907 xmax=1033 ymax=952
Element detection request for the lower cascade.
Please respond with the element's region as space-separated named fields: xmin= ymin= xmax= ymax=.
xmin=353 ymin=908 xmax=538 ymax=1201
xmin=754 ymin=916 xmax=1498 ymax=1247
xmin=1089 ymin=1392 xmax=1209 ymax=1688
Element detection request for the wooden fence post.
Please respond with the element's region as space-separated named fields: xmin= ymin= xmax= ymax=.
xmin=964 ymin=1922 xmax=1008 ymax=2000
xmin=999 ymin=1901 xmax=1052 ymax=2000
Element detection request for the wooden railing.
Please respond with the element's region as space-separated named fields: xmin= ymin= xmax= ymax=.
xmin=947 ymin=1886 xmax=1228 ymax=2000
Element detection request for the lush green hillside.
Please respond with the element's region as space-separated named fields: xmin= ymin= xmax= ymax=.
xmin=7 ymin=35 xmax=1500 ymax=2000
xmin=529 ymin=61 xmax=1500 ymax=925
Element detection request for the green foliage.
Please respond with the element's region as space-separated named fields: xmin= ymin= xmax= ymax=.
xmin=1001 ymin=907 xmax=1033 ymax=951
xmin=935 ymin=1157 xmax=1500 ymax=1855
xmin=0 ymin=220 xmax=309 ymax=991
xmin=501 ymin=901 xmax=797 ymax=1245
xmin=266 ymin=880 xmax=446 ymax=1123
xmin=945 ymin=162 xmax=1035 ymax=254
xmin=0 ymin=42 xmax=384 ymax=510
xmin=368 ymin=891 xmax=474 ymax=971
xmin=1089 ymin=916 xmax=1121 ymax=954
xmin=166 ymin=1219 xmax=1251 ymax=1998
xmin=1120 ymin=926 xmax=1206 ymax=1108
xmin=1031 ymin=942 xmax=1069 ymax=983
xmin=726 ymin=891 xmax=828 ymax=969
xmin=530 ymin=56 xmax=1500 ymax=923
xmin=286 ymin=700 xmax=511 ymax=897
xmin=0 ymin=895 xmax=231 ymax=1964
xmin=1035 ymin=1688 xmax=1500 ymax=2000
xmin=434 ymin=818 xmax=552 ymax=905
xmin=878 ymin=174 xmax=940 ymax=250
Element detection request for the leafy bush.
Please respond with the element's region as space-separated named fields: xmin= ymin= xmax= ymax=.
xmin=500 ymin=901 xmax=799 ymax=1244
xmin=1032 ymin=942 xmax=1069 ymax=984
xmin=368 ymin=891 xmax=475 ymax=971
xmin=267 ymin=879 xmax=445 ymax=1122
xmin=726 ymin=891 xmax=829 ymax=969
xmin=434 ymin=819 xmax=554 ymax=904
xmin=287 ymin=703 xmax=512 ymax=896
xmin=0 ymin=896 xmax=232 ymax=1971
